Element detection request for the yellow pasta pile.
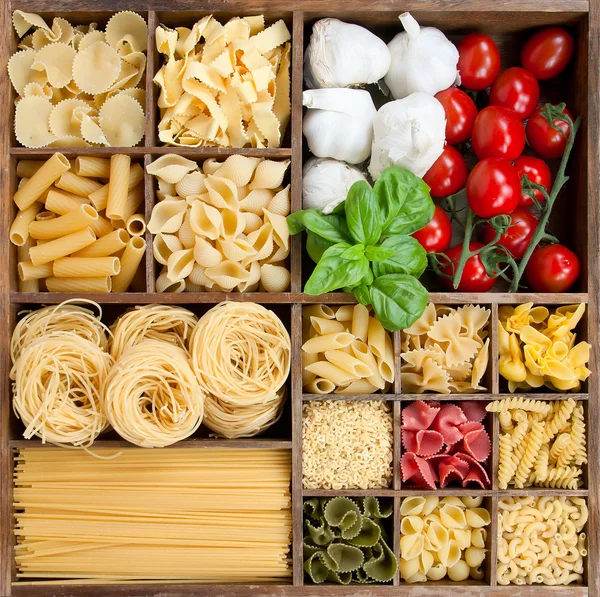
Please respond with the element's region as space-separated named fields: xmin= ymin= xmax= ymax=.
xmin=147 ymin=154 xmax=290 ymax=292
xmin=498 ymin=496 xmax=587 ymax=586
xmin=154 ymin=15 xmax=290 ymax=147
xmin=190 ymin=302 xmax=290 ymax=438
xmin=499 ymin=303 xmax=591 ymax=392
xmin=9 ymin=11 xmax=147 ymax=147
xmin=302 ymin=304 xmax=394 ymax=394
xmin=487 ymin=397 xmax=586 ymax=489
xmin=401 ymin=304 xmax=490 ymax=394
xmin=400 ymin=496 xmax=490 ymax=583
xmin=14 ymin=448 xmax=292 ymax=583
xmin=11 ymin=154 xmax=147 ymax=293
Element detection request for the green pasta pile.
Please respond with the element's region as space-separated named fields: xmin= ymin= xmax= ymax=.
xmin=303 ymin=496 xmax=397 ymax=584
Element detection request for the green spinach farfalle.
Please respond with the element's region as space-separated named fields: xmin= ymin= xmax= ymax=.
xmin=303 ymin=496 xmax=397 ymax=584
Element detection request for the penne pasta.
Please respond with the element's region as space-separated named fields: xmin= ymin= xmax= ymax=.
xmin=304 ymin=378 xmax=336 ymax=394
xmin=368 ymin=316 xmax=387 ymax=359
xmin=55 ymin=171 xmax=103 ymax=197
xmin=16 ymin=160 xmax=46 ymax=179
xmin=29 ymin=227 xmax=97 ymax=266
xmin=302 ymin=332 xmax=354 ymax=353
xmin=304 ymin=361 xmax=358 ymax=386
xmin=73 ymin=228 xmax=130 ymax=258
xmin=18 ymin=261 xmax=53 ymax=281
xmin=352 ymin=304 xmax=370 ymax=342
xmin=45 ymin=188 xmax=89 ymax=214
xmin=29 ymin=204 xmax=98 ymax=240
xmin=14 ymin=153 xmax=70 ymax=210
xmin=111 ymin=236 xmax=146 ymax=292
xmin=89 ymin=164 xmax=144 ymax=212
xmin=53 ymin=257 xmax=121 ymax=278
xmin=45 ymin=276 xmax=112 ymax=293
xmin=10 ymin=203 xmax=41 ymax=245
xmin=324 ymin=350 xmax=373 ymax=378
xmin=310 ymin=316 xmax=345 ymax=335
xmin=106 ymin=154 xmax=131 ymax=220
xmin=126 ymin=214 xmax=146 ymax=237
xmin=74 ymin=156 xmax=111 ymax=178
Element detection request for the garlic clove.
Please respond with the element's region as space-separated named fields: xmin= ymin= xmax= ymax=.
xmin=384 ymin=12 xmax=459 ymax=100
xmin=369 ymin=91 xmax=446 ymax=180
xmin=304 ymin=18 xmax=391 ymax=89
xmin=302 ymin=88 xmax=377 ymax=164
xmin=302 ymin=157 xmax=368 ymax=213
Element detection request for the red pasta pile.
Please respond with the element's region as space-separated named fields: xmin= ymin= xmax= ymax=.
xmin=401 ymin=401 xmax=491 ymax=489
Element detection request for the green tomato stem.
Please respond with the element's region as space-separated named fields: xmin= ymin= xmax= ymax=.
xmin=508 ymin=111 xmax=581 ymax=292
xmin=452 ymin=209 xmax=475 ymax=289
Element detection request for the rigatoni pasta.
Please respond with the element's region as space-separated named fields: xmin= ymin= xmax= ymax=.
xmin=302 ymin=304 xmax=394 ymax=394
xmin=11 ymin=155 xmax=146 ymax=292
xmin=147 ymin=155 xmax=290 ymax=292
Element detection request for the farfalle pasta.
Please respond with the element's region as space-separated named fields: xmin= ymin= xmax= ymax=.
xmin=147 ymin=155 xmax=290 ymax=292
xmin=154 ymin=15 xmax=291 ymax=148
xmin=498 ymin=496 xmax=587 ymax=586
xmin=10 ymin=154 xmax=146 ymax=292
xmin=487 ymin=398 xmax=586 ymax=489
xmin=401 ymin=304 xmax=490 ymax=394
xmin=399 ymin=496 xmax=490 ymax=583
xmin=499 ymin=303 xmax=591 ymax=392
xmin=8 ymin=10 xmax=147 ymax=147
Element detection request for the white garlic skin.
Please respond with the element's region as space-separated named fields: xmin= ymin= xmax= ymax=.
xmin=369 ymin=91 xmax=446 ymax=180
xmin=302 ymin=157 xmax=368 ymax=214
xmin=384 ymin=12 xmax=459 ymax=100
xmin=302 ymin=88 xmax=377 ymax=164
xmin=304 ymin=18 xmax=391 ymax=89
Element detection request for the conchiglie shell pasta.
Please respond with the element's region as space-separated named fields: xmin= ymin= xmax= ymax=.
xmin=249 ymin=159 xmax=290 ymax=189
xmin=217 ymin=237 xmax=257 ymax=262
xmin=220 ymin=209 xmax=245 ymax=238
xmin=147 ymin=199 xmax=187 ymax=234
xmin=239 ymin=189 xmax=273 ymax=214
xmin=189 ymin=201 xmax=222 ymax=240
xmin=204 ymin=260 xmax=250 ymax=290
xmin=246 ymin=224 xmax=274 ymax=263
xmin=175 ymin=171 xmax=206 ymax=197
xmin=267 ymin=184 xmax=290 ymax=216
xmin=214 ymin=155 xmax=261 ymax=186
xmin=238 ymin=260 xmax=261 ymax=292
xmin=260 ymin=264 xmax=290 ymax=292
xmin=263 ymin=209 xmax=289 ymax=250
xmin=243 ymin=212 xmax=263 ymax=234
xmin=147 ymin=155 xmax=198 ymax=184
xmin=188 ymin=264 xmax=216 ymax=289
xmin=167 ymin=248 xmax=195 ymax=282
xmin=176 ymin=211 xmax=195 ymax=249
xmin=205 ymin=175 xmax=239 ymax=210
xmin=193 ymin=236 xmax=223 ymax=268
xmin=156 ymin=269 xmax=185 ymax=293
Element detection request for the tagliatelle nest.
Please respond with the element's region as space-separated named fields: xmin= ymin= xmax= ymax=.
xmin=8 ymin=10 xmax=148 ymax=147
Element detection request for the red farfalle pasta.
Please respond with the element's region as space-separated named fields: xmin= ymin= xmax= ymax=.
xmin=401 ymin=400 xmax=491 ymax=489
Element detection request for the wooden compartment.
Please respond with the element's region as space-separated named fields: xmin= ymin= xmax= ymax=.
xmin=0 ymin=1 xmax=598 ymax=597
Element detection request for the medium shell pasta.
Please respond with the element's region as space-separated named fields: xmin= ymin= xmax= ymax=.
xmin=11 ymin=155 xmax=146 ymax=292
xmin=147 ymin=155 xmax=290 ymax=292
xmin=302 ymin=305 xmax=393 ymax=394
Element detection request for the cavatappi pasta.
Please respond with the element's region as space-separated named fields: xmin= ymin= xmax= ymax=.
xmin=399 ymin=496 xmax=491 ymax=583
xmin=14 ymin=448 xmax=292 ymax=583
xmin=498 ymin=303 xmax=591 ymax=392
xmin=302 ymin=304 xmax=394 ymax=394
xmin=154 ymin=15 xmax=290 ymax=148
xmin=8 ymin=11 xmax=147 ymax=147
xmin=11 ymin=154 xmax=146 ymax=292
xmin=498 ymin=496 xmax=587 ymax=586
xmin=401 ymin=304 xmax=490 ymax=394
xmin=147 ymin=154 xmax=290 ymax=292
xmin=487 ymin=398 xmax=587 ymax=489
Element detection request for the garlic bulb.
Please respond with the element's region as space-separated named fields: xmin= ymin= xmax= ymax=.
xmin=304 ymin=18 xmax=391 ymax=88
xmin=303 ymin=88 xmax=377 ymax=164
xmin=303 ymin=157 xmax=368 ymax=214
xmin=384 ymin=12 xmax=459 ymax=99
xmin=369 ymin=92 xmax=446 ymax=180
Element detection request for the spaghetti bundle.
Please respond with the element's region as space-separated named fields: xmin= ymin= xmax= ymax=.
xmin=190 ymin=302 xmax=291 ymax=438
xmin=14 ymin=448 xmax=292 ymax=583
xmin=104 ymin=341 xmax=205 ymax=447
xmin=109 ymin=304 xmax=198 ymax=359
xmin=12 ymin=333 xmax=113 ymax=448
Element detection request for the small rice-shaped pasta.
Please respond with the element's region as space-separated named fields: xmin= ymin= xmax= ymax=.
xmin=249 ymin=159 xmax=290 ymax=189
xmin=147 ymin=199 xmax=187 ymax=234
xmin=260 ymin=264 xmax=290 ymax=292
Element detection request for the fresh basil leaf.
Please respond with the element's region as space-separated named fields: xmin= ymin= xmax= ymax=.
xmin=380 ymin=170 xmax=434 ymax=236
xmin=345 ymin=181 xmax=382 ymax=245
xmin=306 ymin=231 xmax=334 ymax=263
xmin=373 ymin=166 xmax=409 ymax=231
xmin=303 ymin=211 xmax=352 ymax=244
xmin=372 ymin=235 xmax=428 ymax=278
xmin=287 ymin=210 xmax=311 ymax=235
xmin=369 ymin=274 xmax=429 ymax=331
xmin=341 ymin=244 xmax=365 ymax=261
xmin=364 ymin=245 xmax=397 ymax=262
xmin=352 ymin=284 xmax=372 ymax=307
xmin=305 ymin=244 xmax=370 ymax=295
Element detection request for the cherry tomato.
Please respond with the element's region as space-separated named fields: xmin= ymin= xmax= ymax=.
xmin=521 ymin=27 xmax=574 ymax=80
xmin=423 ymin=146 xmax=468 ymax=198
xmin=466 ymin=157 xmax=521 ymax=218
xmin=482 ymin=207 xmax=538 ymax=259
xmin=457 ymin=33 xmax=501 ymax=90
xmin=434 ymin=88 xmax=478 ymax=144
xmin=412 ymin=205 xmax=452 ymax=253
xmin=472 ymin=106 xmax=526 ymax=161
xmin=514 ymin=156 xmax=552 ymax=206
xmin=439 ymin=242 xmax=496 ymax=292
xmin=525 ymin=244 xmax=580 ymax=292
xmin=489 ymin=67 xmax=540 ymax=120
xmin=526 ymin=105 xmax=572 ymax=159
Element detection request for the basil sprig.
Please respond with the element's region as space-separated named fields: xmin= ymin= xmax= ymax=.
xmin=288 ymin=166 xmax=434 ymax=331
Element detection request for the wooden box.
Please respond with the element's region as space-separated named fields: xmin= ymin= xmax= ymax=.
xmin=0 ymin=1 xmax=598 ymax=596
